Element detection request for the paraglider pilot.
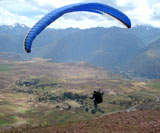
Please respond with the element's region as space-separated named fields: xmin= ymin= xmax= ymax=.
xmin=90 ymin=89 xmax=104 ymax=107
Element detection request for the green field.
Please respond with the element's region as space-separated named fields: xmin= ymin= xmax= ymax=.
xmin=145 ymin=80 xmax=160 ymax=89
xmin=0 ymin=64 xmax=14 ymax=71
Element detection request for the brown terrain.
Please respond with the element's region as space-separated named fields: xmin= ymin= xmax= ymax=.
xmin=2 ymin=110 xmax=160 ymax=133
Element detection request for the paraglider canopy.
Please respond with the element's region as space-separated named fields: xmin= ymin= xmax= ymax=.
xmin=24 ymin=2 xmax=131 ymax=53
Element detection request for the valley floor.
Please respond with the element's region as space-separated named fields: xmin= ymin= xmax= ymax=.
xmin=1 ymin=58 xmax=160 ymax=133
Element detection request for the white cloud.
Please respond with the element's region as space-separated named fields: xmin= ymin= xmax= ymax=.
xmin=0 ymin=7 xmax=29 ymax=25
xmin=116 ymin=0 xmax=131 ymax=6
xmin=125 ymin=0 xmax=160 ymax=27
xmin=49 ymin=12 xmax=121 ymax=29
xmin=0 ymin=0 xmax=160 ymax=28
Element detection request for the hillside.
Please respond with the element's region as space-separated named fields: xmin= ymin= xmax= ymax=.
xmin=129 ymin=25 xmax=160 ymax=45
xmin=0 ymin=52 xmax=23 ymax=60
xmin=126 ymin=37 xmax=160 ymax=79
xmin=2 ymin=110 xmax=160 ymax=133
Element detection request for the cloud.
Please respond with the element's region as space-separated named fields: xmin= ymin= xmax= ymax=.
xmin=0 ymin=0 xmax=160 ymax=28
xmin=0 ymin=6 xmax=42 ymax=26
xmin=49 ymin=13 xmax=120 ymax=29
xmin=152 ymin=3 xmax=160 ymax=20
xmin=0 ymin=7 xmax=28 ymax=25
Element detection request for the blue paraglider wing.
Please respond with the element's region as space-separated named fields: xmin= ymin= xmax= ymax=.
xmin=24 ymin=3 xmax=131 ymax=53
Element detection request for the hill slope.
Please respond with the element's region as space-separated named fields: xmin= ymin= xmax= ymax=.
xmin=126 ymin=37 xmax=160 ymax=78
xmin=3 ymin=110 xmax=160 ymax=133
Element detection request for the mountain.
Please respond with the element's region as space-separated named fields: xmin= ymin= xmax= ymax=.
xmin=0 ymin=24 xmax=160 ymax=75
xmin=129 ymin=25 xmax=160 ymax=46
xmin=0 ymin=24 xmax=80 ymax=57
xmin=0 ymin=24 xmax=28 ymax=54
xmin=0 ymin=52 xmax=22 ymax=60
xmin=43 ymin=27 xmax=143 ymax=69
xmin=126 ymin=37 xmax=160 ymax=78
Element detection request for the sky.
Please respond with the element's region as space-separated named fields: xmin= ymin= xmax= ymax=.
xmin=0 ymin=0 xmax=160 ymax=29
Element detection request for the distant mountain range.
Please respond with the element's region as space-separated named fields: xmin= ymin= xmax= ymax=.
xmin=0 ymin=23 xmax=160 ymax=79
